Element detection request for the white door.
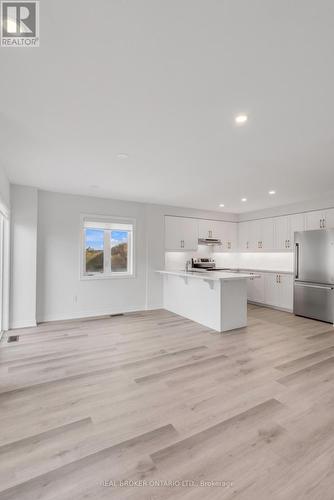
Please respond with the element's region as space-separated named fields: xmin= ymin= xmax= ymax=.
xmin=305 ymin=211 xmax=324 ymax=230
xmin=165 ymin=216 xmax=198 ymax=251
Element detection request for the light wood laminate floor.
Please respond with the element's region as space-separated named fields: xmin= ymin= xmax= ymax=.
xmin=1 ymin=305 xmax=334 ymax=499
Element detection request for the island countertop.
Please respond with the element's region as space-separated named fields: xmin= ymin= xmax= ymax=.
xmin=156 ymin=270 xmax=260 ymax=281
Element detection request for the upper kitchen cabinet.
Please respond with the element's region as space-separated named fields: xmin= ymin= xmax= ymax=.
xmin=323 ymin=208 xmax=334 ymax=229
xmin=305 ymin=210 xmax=325 ymax=230
xmin=198 ymin=220 xmax=237 ymax=251
xmin=274 ymin=214 xmax=305 ymax=250
xmin=289 ymin=213 xmax=305 ymax=242
xmin=165 ymin=216 xmax=198 ymax=251
xmin=274 ymin=216 xmax=290 ymax=250
xmin=215 ymin=221 xmax=237 ymax=251
xmin=198 ymin=219 xmax=220 ymax=240
xmin=305 ymin=209 xmax=334 ymax=231
xmin=238 ymin=221 xmax=250 ymax=251
xmin=259 ymin=219 xmax=275 ymax=251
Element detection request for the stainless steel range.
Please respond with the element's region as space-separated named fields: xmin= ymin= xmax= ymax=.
xmin=191 ymin=258 xmax=231 ymax=272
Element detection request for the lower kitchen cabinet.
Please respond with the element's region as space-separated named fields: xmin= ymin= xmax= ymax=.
xmin=247 ymin=271 xmax=293 ymax=311
xmin=264 ymin=273 xmax=293 ymax=311
xmin=247 ymin=273 xmax=265 ymax=303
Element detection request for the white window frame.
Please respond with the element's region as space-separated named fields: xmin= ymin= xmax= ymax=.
xmin=80 ymin=214 xmax=136 ymax=280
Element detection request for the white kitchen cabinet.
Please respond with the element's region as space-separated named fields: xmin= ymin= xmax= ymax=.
xmin=323 ymin=208 xmax=334 ymax=229
xmin=274 ymin=214 xmax=305 ymax=250
xmin=305 ymin=209 xmax=334 ymax=231
xmin=248 ymin=220 xmax=260 ymax=251
xmin=289 ymin=213 xmax=305 ymax=245
xmin=264 ymin=273 xmax=280 ymax=307
xmin=279 ymin=274 xmax=294 ymax=310
xmin=274 ymin=216 xmax=290 ymax=250
xmin=218 ymin=222 xmax=238 ymax=251
xmin=238 ymin=221 xmax=251 ymax=251
xmin=247 ymin=272 xmax=265 ymax=303
xmin=264 ymin=272 xmax=293 ymax=310
xmin=250 ymin=219 xmax=275 ymax=251
xmin=198 ymin=219 xmax=220 ymax=240
xmin=165 ymin=216 xmax=198 ymax=251
xmin=305 ymin=211 xmax=325 ymax=230
xmin=198 ymin=220 xmax=238 ymax=252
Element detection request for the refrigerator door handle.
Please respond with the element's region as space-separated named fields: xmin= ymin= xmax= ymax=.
xmin=295 ymin=243 xmax=299 ymax=279
xmin=294 ymin=282 xmax=334 ymax=290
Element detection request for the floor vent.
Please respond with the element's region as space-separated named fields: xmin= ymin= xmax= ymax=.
xmin=7 ymin=335 xmax=19 ymax=343
xmin=110 ymin=313 xmax=124 ymax=318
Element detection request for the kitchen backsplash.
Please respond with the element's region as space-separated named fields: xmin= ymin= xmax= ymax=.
xmin=165 ymin=250 xmax=294 ymax=272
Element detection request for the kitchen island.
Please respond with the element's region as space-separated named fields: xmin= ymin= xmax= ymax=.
xmin=157 ymin=270 xmax=259 ymax=333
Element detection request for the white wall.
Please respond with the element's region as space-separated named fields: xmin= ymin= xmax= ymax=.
xmin=0 ymin=163 xmax=10 ymax=211
xmin=37 ymin=190 xmax=148 ymax=322
xmin=10 ymin=185 xmax=38 ymax=328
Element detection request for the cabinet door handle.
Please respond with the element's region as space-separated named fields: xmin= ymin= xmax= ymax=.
xmin=323 ymin=219 xmax=326 ymax=229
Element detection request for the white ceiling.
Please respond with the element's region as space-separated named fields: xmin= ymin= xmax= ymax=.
xmin=1 ymin=0 xmax=334 ymax=213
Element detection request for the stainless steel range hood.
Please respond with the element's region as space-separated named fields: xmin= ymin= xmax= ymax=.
xmin=198 ymin=238 xmax=222 ymax=246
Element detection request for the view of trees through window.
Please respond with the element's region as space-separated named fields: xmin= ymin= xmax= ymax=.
xmin=84 ymin=227 xmax=130 ymax=274
xmin=85 ymin=229 xmax=104 ymax=273
xmin=111 ymin=230 xmax=128 ymax=272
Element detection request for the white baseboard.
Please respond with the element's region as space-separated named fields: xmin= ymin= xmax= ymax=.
xmin=10 ymin=319 xmax=37 ymax=330
xmin=36 ymin=304 xmax=150 ymax=324
xmin=248 ymin=300 xmax=293 ymax=313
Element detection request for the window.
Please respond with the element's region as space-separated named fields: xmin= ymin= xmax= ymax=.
xmin=81 ymin=216 xmax=134 ymax=278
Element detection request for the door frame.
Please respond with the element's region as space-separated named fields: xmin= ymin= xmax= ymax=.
xmin=0 ymin=206 xmax=10 ymax=335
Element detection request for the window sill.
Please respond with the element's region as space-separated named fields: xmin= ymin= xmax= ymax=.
xmin=80 ymin=273 xmax=136 ymax=281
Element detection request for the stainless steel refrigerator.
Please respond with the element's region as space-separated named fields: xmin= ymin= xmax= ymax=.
xmin=294 ymin=229 xmax=334 ymax=323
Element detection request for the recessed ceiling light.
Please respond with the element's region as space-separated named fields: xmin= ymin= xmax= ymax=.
xmin=235 ymin=114 xmax=248 ymax=125
xmin=117 ymin=153 xmax=128 ymax=159
xmin=241 ymin=198 xmax=247 ymax=202
xmin=269 ymin=190 xmax=276 ymax=195
xmin=219 ymin=203 xmax=225 ymax=208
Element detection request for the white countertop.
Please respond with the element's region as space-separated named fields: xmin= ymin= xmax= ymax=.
xmin=156 ymin=270 xmax=260 ymax=281
xmin=231 ymin=268 xmax=294 ymax=275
